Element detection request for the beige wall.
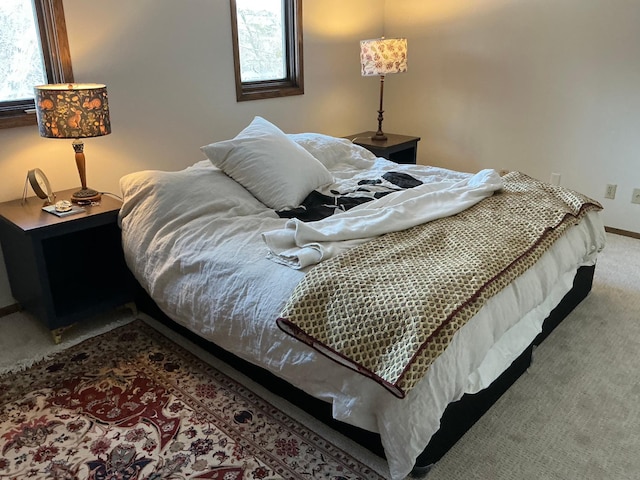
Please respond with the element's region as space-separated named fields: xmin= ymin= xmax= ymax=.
xmin=384 ymin=0 xmax=640 ymax=233
xmin=0 ymin=0 xmax=385 ymax=307
xmin=0 ymin=0 xmax=385 ymax=204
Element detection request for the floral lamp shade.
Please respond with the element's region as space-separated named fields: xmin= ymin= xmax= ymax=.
xmin=360 ymin=38 xmax=408 ymax=77
xmin=359 ymin=37 xmax=408 ymax=141
xmin=33 ymin=83 xmax=111 ymax=204
xmin=34 ymin=83 xmax=111 ymax=139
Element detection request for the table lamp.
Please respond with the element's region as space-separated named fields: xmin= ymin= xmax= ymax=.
xmin=34 ymin=83 xmax=111 ymax=203
xmin=360 ymin=37 xmax=408 ymax=141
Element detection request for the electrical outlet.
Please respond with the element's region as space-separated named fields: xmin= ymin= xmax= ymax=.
xmin=632 ymin=188 xmax=640 ymax=204
xmin=550 ymin=173 xmax=561 ymax=185
xmin=605 ymin=184 xmax=617 ymax=200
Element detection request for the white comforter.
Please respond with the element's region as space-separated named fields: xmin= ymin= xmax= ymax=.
xmin=119 ymin=135 xmax=606 ymax=479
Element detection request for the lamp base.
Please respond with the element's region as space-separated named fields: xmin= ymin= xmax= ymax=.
xmin=370 ymin=132 xmax=388 ymax=142
xmin=71 ymin=188 xmax=102 ymax=204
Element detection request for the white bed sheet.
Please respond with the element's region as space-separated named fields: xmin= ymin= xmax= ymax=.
xmin=119 ymin=139 xmax=606 ymax=480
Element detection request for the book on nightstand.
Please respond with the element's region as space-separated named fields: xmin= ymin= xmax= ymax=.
xmin=42 ymin=204 xmax=86 ymax=217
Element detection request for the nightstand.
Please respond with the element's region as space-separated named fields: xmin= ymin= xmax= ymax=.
xmin=0 ymin=189 xmax=135 ymax=341
xmin=344 ymin=131 xmax=421 ymax=164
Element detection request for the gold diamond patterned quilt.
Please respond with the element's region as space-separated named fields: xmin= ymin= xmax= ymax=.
xmin=277 ymin=171 xmax=602 ymax=398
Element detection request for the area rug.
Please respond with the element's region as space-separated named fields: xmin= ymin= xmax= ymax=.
xmin=0 ymin=320 xmax=384 ymax=480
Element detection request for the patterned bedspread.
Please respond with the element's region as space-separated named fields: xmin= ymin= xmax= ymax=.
xmin=277 ymin=172 xmax=603 ymax=398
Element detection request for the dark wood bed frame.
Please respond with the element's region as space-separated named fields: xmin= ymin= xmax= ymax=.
xmin=134 ymin=264 xmax=595 ymax=475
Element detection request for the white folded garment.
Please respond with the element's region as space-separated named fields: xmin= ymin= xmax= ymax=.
xmin=262 ymin=168 xmax=504 ymax=268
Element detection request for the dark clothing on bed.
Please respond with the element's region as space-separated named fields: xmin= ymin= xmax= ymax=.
xmin=277 ymin=172 xmax=423 ymax=222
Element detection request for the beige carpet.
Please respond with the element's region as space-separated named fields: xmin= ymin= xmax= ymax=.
xmin=0 ymin=232 xmax=637 ymax=479
xmin=0 ymin=306 xmax=135 ymax=375
xmin=427 ymin=232 xmax=640 ymax=480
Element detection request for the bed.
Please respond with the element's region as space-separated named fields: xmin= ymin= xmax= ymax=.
xmin=118 ymin=117 xmax=606 ymax=479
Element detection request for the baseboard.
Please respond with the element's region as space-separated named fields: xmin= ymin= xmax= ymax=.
xmin=605 ymin=226 xmax=640 ymax=239
xmin=0 ymin=303 xmax=20 ymax=318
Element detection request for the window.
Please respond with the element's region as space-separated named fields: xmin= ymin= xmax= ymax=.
xmin=0 ymin=0 xmax=73 ymax=129
xmin=230 ymin=0 xmax=303 ymax=102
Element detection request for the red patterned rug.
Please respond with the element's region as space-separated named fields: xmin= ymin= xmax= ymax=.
xmin=0 ymin=320 xmax=385 ymax=479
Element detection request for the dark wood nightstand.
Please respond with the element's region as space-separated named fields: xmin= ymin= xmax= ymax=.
xmin=0 ymin=189 xmax=135 ymax=341
xmin=344 ymin=131 xmax=421 ymax=164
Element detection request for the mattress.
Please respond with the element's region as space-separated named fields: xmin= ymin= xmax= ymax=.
xmin=119 ymin=134 xmax=606 ymax=479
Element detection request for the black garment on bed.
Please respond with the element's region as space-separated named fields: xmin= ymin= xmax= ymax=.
xmin=277 ymin=171 xmax=423 ymax=222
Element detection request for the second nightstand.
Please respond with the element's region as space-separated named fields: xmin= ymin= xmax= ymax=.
xmin=0 ymin=189 xmax=135 ymax=340
xmin=344 ymin=131 xmax=421 ymax=164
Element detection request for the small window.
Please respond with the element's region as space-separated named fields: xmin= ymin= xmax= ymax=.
xmin=230 ymin=0 xmax=303 ymax=102
xmin=0 ymin=0 xmax=74 ymax=129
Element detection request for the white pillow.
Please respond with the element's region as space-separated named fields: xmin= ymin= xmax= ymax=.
xmin=200 ymin=117 xmax=334 ymax=210
xmin=288 ymin=132 xmax=377 ymax=169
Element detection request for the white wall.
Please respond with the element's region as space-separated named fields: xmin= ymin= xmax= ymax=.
xmin=384 ymin=0 xmax=640 ymax=233
xmin=0 ymin=0 xmax=385 ymax=307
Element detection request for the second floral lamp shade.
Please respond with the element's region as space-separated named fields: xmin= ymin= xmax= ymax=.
xmin=34 ymin=83 xmax=111 ymax=203
xmin=360 ymin=37 xmax=408 ymax=141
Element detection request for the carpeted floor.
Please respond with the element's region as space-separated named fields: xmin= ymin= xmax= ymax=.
xmin=0 ymin=232 xmax=638 ymax=479
xmin=427 ymin=232 xmax=640 ymax=480
xmin=0 ymin=306 xmax=135 ymax=376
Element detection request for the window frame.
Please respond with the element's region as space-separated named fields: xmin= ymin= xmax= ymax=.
xmin=230 ymin=0 xmax=304 ymax=102
xmin=0 ymin=0 xmax=74 ymax=129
